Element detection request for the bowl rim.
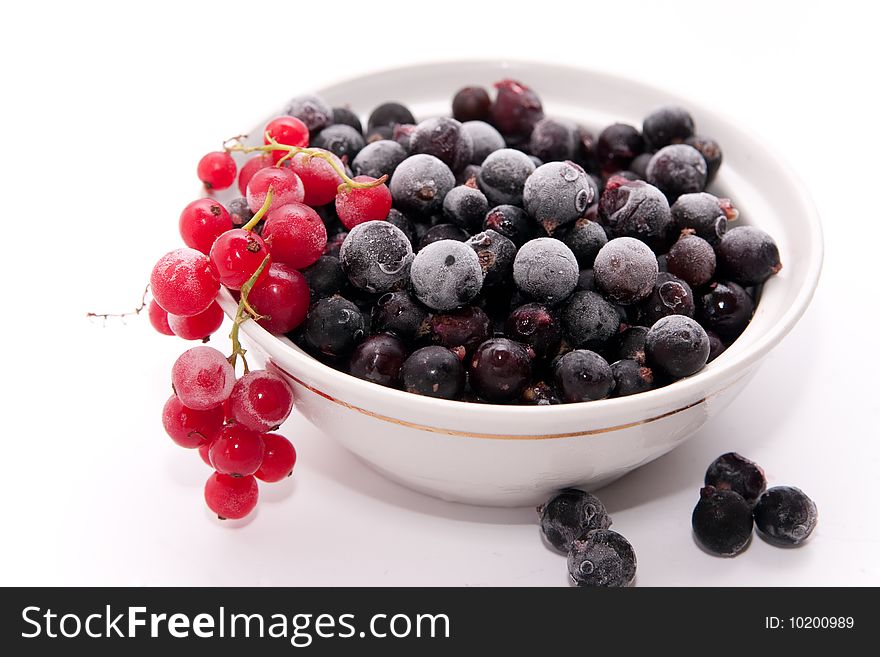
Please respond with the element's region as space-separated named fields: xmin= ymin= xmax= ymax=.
xmin=222 ymin=58 xmax=824 ymax=427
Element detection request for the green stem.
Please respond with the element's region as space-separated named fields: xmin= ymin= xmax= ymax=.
xmin=242 ymin=186 xmax=273 ymax=231
xmin=227 ymin=254 xmax=271 ymax=374
xmin=226 ymin=134 xmax=388 ymax=191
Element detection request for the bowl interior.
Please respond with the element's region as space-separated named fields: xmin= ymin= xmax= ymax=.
xmin=221 ymin=60 xmax=823 ymax=429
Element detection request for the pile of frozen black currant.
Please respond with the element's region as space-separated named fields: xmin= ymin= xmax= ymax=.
xmin=539 ymin=453 xmax=817 ymax=586
xmin=147 ymin=78 xmax=783 ymax=519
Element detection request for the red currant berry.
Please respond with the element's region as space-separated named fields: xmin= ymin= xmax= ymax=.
xmin=288 ymin=149 xmax=344 ymax=206
xmin=264 ymin=116 xmax=309 ymax=163
xmin=335 ymin=176 xmax=393 ymax=229
xmin=255 ymin=434 xmax=297 ymax=483
xmin=150 ymin=248 xmax=219 ymax=317
xmin=228 ymin=370 xmax=294 ymax=432
xmin=246 ymin=167 xmax=304 ymax=213
xmin=162 ymin=395 xmax=224 ymax=449
xmin=209 ymin=423 xmax=265 ymax=476
xmin=208 ymin=229 xmax=272 ymax=290
xmin=261 ymin=202 xmax=327 ymax=269
xmin=204 ymin=472 xmax=258 ymax=520
xmin=171 ymin=345 xmax=236 ymax=410
xmin=248 ymin=263 xmax=310 ymax=334
xmin=179 ymin=199 xmax=232 ymax=255
xmin=198 ymin=441 xmax=214 ymax=467
xmin=197 ymin=151 xmax=237 ymax=191
xmin=167 ymin=301 xmax=224 ymax=340
xmin=238 ymin=154 xmax=272 ymax=196
xmin=148 ymin=299 xmax=174 ymax=336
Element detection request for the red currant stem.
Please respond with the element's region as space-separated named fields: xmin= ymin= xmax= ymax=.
xmin=242 ymin=186 xmax=273 ymax=232
xmin=86 ymin=285 xmax=150 ymax=324
xmin=227 ymin=255 xmax=271 ymax=374
xmin=225 ymin=134 xmax=388 ymax=191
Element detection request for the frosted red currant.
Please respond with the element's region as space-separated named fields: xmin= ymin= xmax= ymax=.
xmin=167 ymin=301 xmax=224 ymax=340
xmin=204 ymin=472 xmax=259 ymax=520
xmin=228 ymin=370 xmax=294 ymax=432
xmin=179 ymin=199 xmax=232 ymax=255
xmin=208 ymin=228 xmax=272 ymax=290
xmin=209 ymin=423 xmax=265 ymax=477
xmin=238 ymin=154 xmax=272 ymax=196
xmin=246 ymin=167 xmax=304 ymax=213
xmin=171 ymin=345 xmax=236 ymax=410
xmin=162 ymin=395 xmax=224 ymax=449
xmin=264 ymin=116 xmax=309 ymax=163
xmin=288 ymin=149 xmax=344 ymax=206
xmin=335 ymin=176 xmax=392 ymax=229
xmin=247 ymin=263 xmax=310 ymax=334
xmin=255 ymin=434 xmax=297 ymax=483
xmin=150 ymin=248 xmax=219 ymax=317
xmin=148 ymin=300 xmax=174 ymax=336
xmin=261 ymin=202 xmax=327 ymax=269
xmin=197 ymin=151 xmax=237 ymax=190
xmin=198 ymin=441 xmax=214 ymax=467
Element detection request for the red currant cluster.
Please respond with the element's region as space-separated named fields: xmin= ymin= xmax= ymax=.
xmin=147 ymin=115 xmax=391 ymax=521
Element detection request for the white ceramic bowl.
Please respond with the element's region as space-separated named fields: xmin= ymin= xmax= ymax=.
xmin=217 ymin=60 xmax=822 ymax=507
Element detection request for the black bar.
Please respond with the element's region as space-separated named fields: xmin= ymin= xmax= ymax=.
xmin=0 ymin=587 xmax=873 ymax=654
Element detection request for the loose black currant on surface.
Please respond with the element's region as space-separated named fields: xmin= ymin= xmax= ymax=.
xmin=753 ymin=486 xmax=818 ymax=547
xmin=692 ymin=486 xmax=754 ymax=557
xmin=704 ymin=452 xmax=767 ymax=506
xmin=567 ymin=529 xmax=637 ymax=587
xmin=401 ymin=346 xmax=465 ymax=400
xmin=538 ymin=489 xmax=612 ymax=553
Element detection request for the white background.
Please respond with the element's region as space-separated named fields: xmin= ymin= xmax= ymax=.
xmin=1 ymin=0 xmax=878 ymax=586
